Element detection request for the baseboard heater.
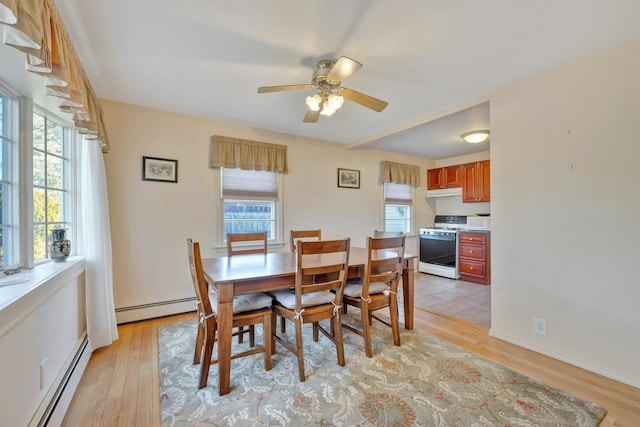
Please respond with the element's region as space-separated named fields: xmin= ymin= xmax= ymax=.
xmin=115 ymin=297 xmax=197 ymax=324
xmin=31 ymin=334 xmax=90 ymax=427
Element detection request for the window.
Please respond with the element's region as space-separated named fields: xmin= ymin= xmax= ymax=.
xmin=383 ymin=182 xmax=413 ymax=233
xmin=0 ymin=89 xmax=16 ymax=269
xmin=32 ymin=110 xmax=71 ymax=262
xmin=217 ymin=168 xmax=282 ymax=243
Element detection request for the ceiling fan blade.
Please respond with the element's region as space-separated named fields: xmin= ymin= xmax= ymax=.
xmin=340 ymin=87 xmax=388 ymax=112
xmin=257 ymin=84 xmax=313 ymax=93
xmin=326 ymin=56 xmax=362 ymax=83
xmin=303 ymin=108 xmax=321 ymax=123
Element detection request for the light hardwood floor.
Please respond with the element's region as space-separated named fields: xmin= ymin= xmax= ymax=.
xmin=62 ymin=305 xmax=640 ymax=426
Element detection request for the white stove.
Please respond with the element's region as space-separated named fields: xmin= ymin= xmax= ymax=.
xmin=418 ymin=215 xmax=468 ymax=279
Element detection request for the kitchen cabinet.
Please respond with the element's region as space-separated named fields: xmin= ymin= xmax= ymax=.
xmin=427 ymin=165 xmax=463 ymax=190
xmin=462 ymin=160 xmax=490 ymax=202
xmin=459 ymin=232 xmax=490 ymax=285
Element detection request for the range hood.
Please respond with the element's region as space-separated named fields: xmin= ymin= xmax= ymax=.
xmin=425 ymin=187 xmax=462 ymax=198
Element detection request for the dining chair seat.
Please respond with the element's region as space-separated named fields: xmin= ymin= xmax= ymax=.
xmin=343 ymin=280 xmax=390 ymax=298
xmin=209 ymin=291 xmax=273 ymax=314
xmin=272 ymin=289 xmax=336 ymax=309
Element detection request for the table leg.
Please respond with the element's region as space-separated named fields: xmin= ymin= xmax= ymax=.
xmin=402 ymin=258 xmax=415 ymax=330
xmin=217 ymin=283 xmax=234 ymax=395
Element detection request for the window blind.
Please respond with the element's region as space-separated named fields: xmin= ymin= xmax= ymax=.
xmin=222 ymin=168 xmax=278 ymax=200
xmin=384 ymin=182 xmax=413 ymax=205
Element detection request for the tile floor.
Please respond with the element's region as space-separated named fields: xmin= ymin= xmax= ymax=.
xmin=412 ymin=273 xmax=491 ymax=329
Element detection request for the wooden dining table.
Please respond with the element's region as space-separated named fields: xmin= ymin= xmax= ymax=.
xmin=201 ymin=247 xmax=417 ymax=395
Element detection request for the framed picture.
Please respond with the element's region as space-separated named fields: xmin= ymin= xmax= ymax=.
xmin=142 ymin=156 xmax=178 ymax=183
xmin=337 ymin=168 xmax=360 ymax=189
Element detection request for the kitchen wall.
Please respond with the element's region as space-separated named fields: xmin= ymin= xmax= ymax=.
xmin=101 ymin=100 xmax=435 ymax=322
xmin=489 ymin=39 xmax=640 ymax=387
xmin=428 ymin=151 xmax=491 ymax=217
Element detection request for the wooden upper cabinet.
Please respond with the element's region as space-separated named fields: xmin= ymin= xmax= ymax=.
xmin=462 ymin=160 xmax=490 ymax=203
xmin=426 ymin=165 xmax=463 ymax=190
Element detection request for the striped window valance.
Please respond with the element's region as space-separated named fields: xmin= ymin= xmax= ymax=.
xmin=0 ymin=0 xmax=110 ymax=151
xmin=379 ymin=161 xmax=421 ymax=186
xmin=210 ymin=135 xmax=288 ymax=173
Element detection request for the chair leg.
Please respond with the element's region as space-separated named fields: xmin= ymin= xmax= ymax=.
xmin=199 ymin=321 xmax=216 ymax=389
xmin=249 ymin=325 xmax=256 ymax=347
xmin=295 ymin=319 xmax=306 ymax=382
xmin=193 ymin=321 xmax=204 ymax=365
xmin=280 ymin=316 xmax=286 ymax=333
xmin=263 ymin=313 xmax=273 ymax=370
xmin=390 ymin=297 xmax=401 ymax=346
xmin=238 ymin=326 xmax=245 ymax=343
xmin=361 ymin=301 xmax=373 ymax=358
xmin=312 ymin=322 xmax=319 ymax=342
xmin=334 ymin=314 xmax=345 ymax=366
xmin=270 ymin=313 xmax=277 ymax=355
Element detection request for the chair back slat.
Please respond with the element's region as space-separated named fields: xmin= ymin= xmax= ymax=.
xmin=227 ymin=232 xmax=268 ymax=256
xmin=290 ymin=229 xmax=321 ymax=251
xmin=373 ymin=230 xmax=404 ymax=238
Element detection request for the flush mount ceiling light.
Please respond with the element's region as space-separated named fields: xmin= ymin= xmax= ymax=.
xmin=461 ymin=130 xmax=490 ymax=144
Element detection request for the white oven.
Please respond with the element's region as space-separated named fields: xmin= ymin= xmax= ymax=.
xmin=418 ymin=215 xmax=469 ymax=279
xmin=419 ymin=228 xmax=460 ymax=279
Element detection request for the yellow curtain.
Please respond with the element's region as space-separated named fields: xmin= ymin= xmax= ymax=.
xmin=0 ymin=0 xmax=110 ymax=151
xmin=380 ymin=161 xmax=421 ymax=186
xmin=210 ymin=135 xmax=288 ymax=173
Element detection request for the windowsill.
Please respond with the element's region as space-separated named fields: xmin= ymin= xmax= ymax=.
xmin=0 ymin=257 xmax=85 ymax=332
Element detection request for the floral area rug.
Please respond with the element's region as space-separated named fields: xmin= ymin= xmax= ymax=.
xmin=158 ymin=314 xmax=605 ymax=426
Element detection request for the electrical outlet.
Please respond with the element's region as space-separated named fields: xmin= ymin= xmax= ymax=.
xmin=534 ymin=318 xmax=547 ymax=336
xmin=40 ymin=359 xmax=47 ymax=390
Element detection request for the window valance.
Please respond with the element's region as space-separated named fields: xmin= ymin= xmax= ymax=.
xmin=379 ymin=161 xmax=421 ymax=186
xmin=210 ymin=135 xmax=288 ymax=173
xmin=0 ymin=0 xmax=110 ymax=151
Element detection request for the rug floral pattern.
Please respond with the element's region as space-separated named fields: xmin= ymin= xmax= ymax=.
xmin=158 ymin=315 xmax=605 ymax=426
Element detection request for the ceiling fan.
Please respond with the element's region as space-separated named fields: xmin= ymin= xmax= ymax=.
xmin=257 ymin=56 xmax=389 ymax=123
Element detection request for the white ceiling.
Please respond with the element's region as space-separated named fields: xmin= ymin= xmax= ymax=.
xmin=51 ymin=0 xmax=640 ymax=159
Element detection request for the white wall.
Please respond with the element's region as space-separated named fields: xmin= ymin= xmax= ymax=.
xmin=0 ymin=260 xmax=87 ymax=426
xmin=490 ymin=39 xmax=640 ymax=387
xmin=101 ymin=100 xmax=435 ymax=321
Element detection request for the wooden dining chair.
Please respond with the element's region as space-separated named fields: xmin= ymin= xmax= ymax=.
xmin=373 ymin=230 xmax=404 ymax=238
xmin=271 ymin=238 xmax=350 ymax=382
xmin=279 ymin=229 xmax=323 ymax=332
xmin=342 ymin=235 xmax=406 ymax=358
xmin=187 ymin=238 xmax=273 ymax=390
xmin=226 ymin=231 xmax=269 ymax=342
xmin=289 ymin=229 xmax=321 ymax=251
xmin=226 ymin=231 xmax=268 ymax=256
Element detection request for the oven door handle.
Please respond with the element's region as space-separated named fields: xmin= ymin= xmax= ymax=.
xmin=420 ymin=235 xmax=456 ymax=241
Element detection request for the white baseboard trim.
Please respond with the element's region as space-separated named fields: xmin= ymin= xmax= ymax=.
xmin=115 ymin=298 xmax=196 ymax=324
xmin=29 ymin=333 xmax=91 ymax=427
xmin=489 ymin=327 xmax=640 ymax=390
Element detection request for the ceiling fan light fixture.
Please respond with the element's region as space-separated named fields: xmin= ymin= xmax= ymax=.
xmin=319 ymin=94 xmax=344 ymax=116
xmin=461 ymin=130 xmax=490 ymax=144
xmin=326 ymin=93 xmax=344 ymax=110
xmin=305 ymin=94 xmax=322 ymax=111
